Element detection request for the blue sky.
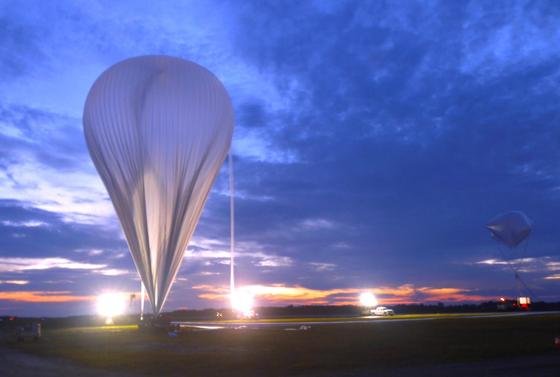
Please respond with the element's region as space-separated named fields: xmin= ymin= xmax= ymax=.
xmin=1 ymin=0 xmax=560 ymax=316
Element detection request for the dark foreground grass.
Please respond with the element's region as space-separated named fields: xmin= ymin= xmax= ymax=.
xmin=7 ymin=314 xmax=560 ymax=377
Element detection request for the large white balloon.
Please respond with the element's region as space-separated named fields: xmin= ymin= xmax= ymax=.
xmin=83 ymin=56 xmax=234 ymax=315
xmin=486 ymin=211 xmax=532 ymax=248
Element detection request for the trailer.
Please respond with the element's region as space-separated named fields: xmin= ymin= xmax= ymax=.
xmin=16 ymin=322 xmax=41 ymax=342
xmin=496 ymin=297 xmax=531 ymax=311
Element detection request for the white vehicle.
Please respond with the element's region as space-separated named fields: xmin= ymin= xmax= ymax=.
xmin=373 ymin=306 xmax=395 ymax=316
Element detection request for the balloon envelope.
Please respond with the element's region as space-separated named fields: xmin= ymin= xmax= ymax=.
xmin=83 ymin=56 xmax=233 ymax=315
xmin=486 ymin=211 xmax=532 ymax=248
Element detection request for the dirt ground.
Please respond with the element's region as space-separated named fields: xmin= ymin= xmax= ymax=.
xmin=1 ymin=344 xmax=559 ymax=377
xmin=0 ymin=346 xmax=134 ymax=377
xmin=2 ymin=313 xmax=560 ymax=376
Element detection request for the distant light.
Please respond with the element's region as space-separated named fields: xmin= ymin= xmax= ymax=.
xmin=231 ymin=288 xmax=255 ymax=318
xmin=359 ymin=292 xmax=378 ymax=308
xmin=518 ymin=296 xmax=531 ymax=305
xmin=96 ymin=292 xmax=126 ymax=324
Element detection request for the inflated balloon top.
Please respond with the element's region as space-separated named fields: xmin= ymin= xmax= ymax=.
xmin=486 ymin=211 xmax=533 ymax=248
xmin=83 ymin=56 xmax=234 ymax=315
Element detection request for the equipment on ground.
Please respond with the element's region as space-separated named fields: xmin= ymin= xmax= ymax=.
xmin=373 ymin=306 xmax=395 ymax=316
xmin=15 ymin=323 xmax=41 ymax=342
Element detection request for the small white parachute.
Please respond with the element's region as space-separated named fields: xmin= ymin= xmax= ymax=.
xmin=486 ymin=211 xmax=533 ymax=248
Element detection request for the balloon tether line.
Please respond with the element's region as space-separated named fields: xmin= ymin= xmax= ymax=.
xmin=497 ymin=241 xmax=536 ymax=300
xmin=140 ymin=281 xmax=145 ymax=321
xmin=229 ymin=152 xmax=235 ymax=302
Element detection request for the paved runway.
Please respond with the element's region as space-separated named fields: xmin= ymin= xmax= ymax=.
xmin=171 ymin=310 xmax=560 ymax=330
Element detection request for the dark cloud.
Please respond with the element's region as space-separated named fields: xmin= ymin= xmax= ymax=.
xmin=1 ymin=0 xmax=560 ymax=315
xmin=0 ymin=3 xmax=44 ymax=78
xmin=0 ymin=105 xmax=88 ymax=169
xmin=237 ymin=102 xmax=268 ymax=128
xmin=227 ymin=0 xmax=560 ymax=286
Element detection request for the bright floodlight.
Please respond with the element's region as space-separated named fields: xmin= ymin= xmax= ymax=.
xmin=231 ymin=289 xmax=255 ymax=318
xmin=359 ymin=292 xmax=378 ymax=308
xmin=96 ymin=292 xmax=126 ymax=324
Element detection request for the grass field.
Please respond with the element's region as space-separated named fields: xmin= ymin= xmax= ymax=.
xmin=5 ymin=313 xmax=560 ymax=377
